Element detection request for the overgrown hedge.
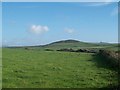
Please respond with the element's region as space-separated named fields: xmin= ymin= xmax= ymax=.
xmin=57 ymin=48 xmax=97 ymax=53
xmin=98 ymin=50 xmax=119 ymax=67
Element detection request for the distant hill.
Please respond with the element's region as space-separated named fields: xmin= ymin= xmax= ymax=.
xmin=7 ymin=39 xmax=117 ymax=51
xmin=40 ymin=39 xmax=113 ymax=50
xmin=50 ymin=40 xmax=80 ymax=44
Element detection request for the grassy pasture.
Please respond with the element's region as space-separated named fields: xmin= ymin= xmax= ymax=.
xmin=2 ymin=48 xmax=118 ymax=88
xmin=0 ymin=48 xmax=2 ymax=89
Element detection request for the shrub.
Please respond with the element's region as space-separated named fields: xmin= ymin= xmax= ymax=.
xmin=57 ymin=48 xmax=75 ymax=52
xmin=45 ymin=49 xmax=54 ymax=51
xmin=99 ymin=50 xmax=119 ymax=67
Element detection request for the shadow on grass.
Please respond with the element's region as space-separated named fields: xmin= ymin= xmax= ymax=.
xmin=91 ymin=54 xmax=119 ymax=72
xmin=90 ymin=54 xmax=119 ymax=88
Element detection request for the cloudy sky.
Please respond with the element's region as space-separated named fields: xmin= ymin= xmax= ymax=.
xmin=2 ymin=2 xmax=118 ymax=46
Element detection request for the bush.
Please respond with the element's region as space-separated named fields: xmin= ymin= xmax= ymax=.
xmin=45 ymin=49 xmax=54 ymax=51
xmin=99 ymin=50 xmax=119 ymax=66
xmin=76 ymin=49 xmax=97 ymax=53
xmin=57 ymin=48 xmax=75 ymax=52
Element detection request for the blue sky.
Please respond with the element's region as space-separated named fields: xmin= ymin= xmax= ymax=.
xmin=2 ymin=2 xmax=118 ymax=46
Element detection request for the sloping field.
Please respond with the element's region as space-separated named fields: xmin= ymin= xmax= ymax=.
xmin=2 ymin=48 xmax=118 ymax=88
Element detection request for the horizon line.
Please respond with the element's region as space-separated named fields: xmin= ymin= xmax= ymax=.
xmin=2 ymin=39 xmax=119 ymax=47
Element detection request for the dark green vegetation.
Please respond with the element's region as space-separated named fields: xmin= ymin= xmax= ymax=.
xmin=2 ymin=40 xmax=119 ymax=88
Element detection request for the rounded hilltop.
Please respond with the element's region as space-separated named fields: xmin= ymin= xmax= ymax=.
xmin=50 ymin=39 xmax=80 ymax=44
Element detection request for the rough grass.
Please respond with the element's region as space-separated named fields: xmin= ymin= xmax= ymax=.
xmin=0 ymin=48 xmax=2 ymax=89
xmin=2 ymin=48 xmax=118 ymax=88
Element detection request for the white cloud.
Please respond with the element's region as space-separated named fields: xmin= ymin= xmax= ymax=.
xmin=65 ymin=28 xmax=74 ymax=34
xmin=30 ymin=25 xmax=49 ymax=34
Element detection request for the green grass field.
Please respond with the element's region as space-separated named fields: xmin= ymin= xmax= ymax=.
xmin=2 ymin=48 xmax=118 ymax=88
xmin=0 ymin=48 xmax=2 ymax=89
